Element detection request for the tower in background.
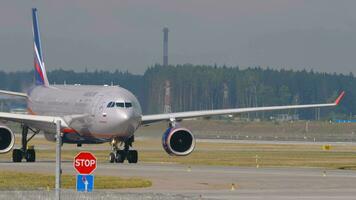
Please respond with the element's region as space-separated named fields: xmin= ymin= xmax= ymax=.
xmin=163 ymin=27 xmax=169 ymax=67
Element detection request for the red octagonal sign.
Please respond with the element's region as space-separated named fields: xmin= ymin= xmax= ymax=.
xmin=74 ymin=152 xmax=97 ymax=174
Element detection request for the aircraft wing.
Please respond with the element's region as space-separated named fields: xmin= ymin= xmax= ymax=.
xmin=0 ymin=90 xmax=28 ymax=98
xmin=141 ymin=91 xmax=345 ymax=125
xmin=0 ymin=112 xmax=67 ymax=130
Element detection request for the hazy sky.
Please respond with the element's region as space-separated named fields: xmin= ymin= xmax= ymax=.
xmin=1 ymin=0 xmax=356 ymax=74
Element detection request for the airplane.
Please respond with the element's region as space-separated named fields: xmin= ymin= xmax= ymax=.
xmin=0 ymin=8 xmax=345 ymax=163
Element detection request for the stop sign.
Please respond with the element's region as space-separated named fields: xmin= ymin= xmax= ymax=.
xmin=74 ymin=152 xmax=97 ymax=174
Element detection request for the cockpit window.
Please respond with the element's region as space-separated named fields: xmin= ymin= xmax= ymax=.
xmin=116 ymin=102 xmax=125 ymax=108
xmin=110 ymin=101 xmax=133 ymax=108
xmin=107 ymin=102 xmax=114 ymax=108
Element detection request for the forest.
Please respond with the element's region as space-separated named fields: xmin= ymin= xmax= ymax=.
xmin=0 ymin=64 xmax=354 ymax=120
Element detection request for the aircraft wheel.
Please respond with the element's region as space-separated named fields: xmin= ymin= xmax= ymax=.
xmin=12 ymin=149 xmax=23 ymax=162
xmin=115 ymin=150 xmax=125 ymax=163
xmin=25 ymin=149 xmax=36 ymax=162
xmin=109 ymin=152 xmax=115 ymax=163
xmin=127 ymin=150 xmax=138 ymax=163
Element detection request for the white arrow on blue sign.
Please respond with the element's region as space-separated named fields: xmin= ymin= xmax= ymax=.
xmin=76 ymin=174 xmax=94 ymax=192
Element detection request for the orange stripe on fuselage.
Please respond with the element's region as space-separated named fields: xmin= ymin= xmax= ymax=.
xmin=27 ymin=107 xmax=37 ymax=115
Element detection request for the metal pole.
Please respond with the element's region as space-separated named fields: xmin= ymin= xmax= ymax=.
xmin=55 ymin=120 xmax=62 ymax=200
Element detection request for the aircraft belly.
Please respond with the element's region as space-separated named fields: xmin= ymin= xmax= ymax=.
xmin=87 ymin=123 xmax=134 ymax=139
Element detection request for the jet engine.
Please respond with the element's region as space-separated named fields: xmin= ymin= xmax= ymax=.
xmin=0 ymin=126 xmax=15 ymax=154
xmin=44 ymin=132 xmax=56 ymax=142
xmin=162 ymin=127 xmax=195 ymax=156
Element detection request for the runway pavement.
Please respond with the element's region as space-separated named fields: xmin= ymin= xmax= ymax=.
xmin=1 ymin=161 xmax=356 ymax=200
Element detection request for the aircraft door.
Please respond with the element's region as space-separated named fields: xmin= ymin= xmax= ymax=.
xmin=92 ymin=95 xmax=108 ymax=123
xmin=91 ymin=95 xmax=102 ymax=116
xmin=98 ymin=101 xmax=108 ymax=123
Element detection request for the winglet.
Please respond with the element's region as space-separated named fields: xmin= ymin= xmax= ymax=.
xmin=334 ymin=91 xmax=345 ymax=105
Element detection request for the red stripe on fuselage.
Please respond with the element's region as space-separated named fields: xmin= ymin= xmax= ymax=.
xmin=62 ymin=128 xmax=79 ymax=134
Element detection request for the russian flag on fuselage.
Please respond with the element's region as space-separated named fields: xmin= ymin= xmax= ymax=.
xmin=32 ymin=8 xmax=49 ymax=86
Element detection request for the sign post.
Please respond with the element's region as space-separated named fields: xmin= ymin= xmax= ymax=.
xmin=74 ymin=152 xmax=97 ymax=192
xmin=55 ymin=120 xmax=62 ymax=200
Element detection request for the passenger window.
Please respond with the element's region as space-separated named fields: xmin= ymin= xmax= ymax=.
xmin=125 ymin=102 xmax=132 ymax=108
xmin=116 ymin=102 xmax=125 ymax=108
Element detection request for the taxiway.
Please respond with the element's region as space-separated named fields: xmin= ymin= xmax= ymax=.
xmin=1 ymin=161 xmax=356 ymax=199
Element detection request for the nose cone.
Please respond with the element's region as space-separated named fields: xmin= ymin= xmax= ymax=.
xmin=115 ymin=109 xmax=140 ymax=135
xmin=119 ymin=110 xmax=131 ymax=120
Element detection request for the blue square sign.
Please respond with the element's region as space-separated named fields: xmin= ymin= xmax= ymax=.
xmin=76 ymin=174 xmax=94 ymax=192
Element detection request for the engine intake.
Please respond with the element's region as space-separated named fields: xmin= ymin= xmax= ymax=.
xmin=162 ymin=127 xmax=195 ymax=156
xmin=0 ymin=126 xmax=15 ymax=154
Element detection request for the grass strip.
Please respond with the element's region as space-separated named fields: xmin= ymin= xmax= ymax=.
xmin=0 ymin=171 xmax=151 ymax=190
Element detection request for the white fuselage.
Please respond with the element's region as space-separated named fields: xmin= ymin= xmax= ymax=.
xmin=27 ymin=85 xmax=142 ymax=143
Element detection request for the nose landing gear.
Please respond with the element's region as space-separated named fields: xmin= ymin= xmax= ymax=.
xmin=109 ymin=136 xmax=138 ymax=164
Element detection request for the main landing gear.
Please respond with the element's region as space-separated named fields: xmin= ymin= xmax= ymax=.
xmin=109 ymin=136 xmax=138 ymax=164
xmin=12 ymin=125 xmax=40 ymax=162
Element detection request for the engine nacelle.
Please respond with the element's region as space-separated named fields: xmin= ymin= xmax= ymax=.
xmin=44 ymin=131 xmax=56 ymax=142
xmin=162 ymin=127 xmax=195 ymax=156
xmin=0 ymin=126 xmax=15 ymax=154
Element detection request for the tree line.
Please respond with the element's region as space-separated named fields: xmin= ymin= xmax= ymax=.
xmin=0 ymin=65 xmax=354 ymax=120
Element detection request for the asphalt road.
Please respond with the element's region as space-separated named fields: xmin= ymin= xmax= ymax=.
xmin=1 ymin=161 xmax=356 ymax=200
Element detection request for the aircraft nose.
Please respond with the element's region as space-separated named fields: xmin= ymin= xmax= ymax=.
xmin=118 ymin=110 xmax=134 ymax=122
xmin=115 ymin=109 xmax=138 ymax=134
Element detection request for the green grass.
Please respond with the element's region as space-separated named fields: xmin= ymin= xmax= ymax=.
xmin=139 ymin=149 xmax=356 ymax=169
xmin=2 ymin=137 xmax=356 ymax=170
xmin=0 ymin=171 xmax=151 ymax=190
